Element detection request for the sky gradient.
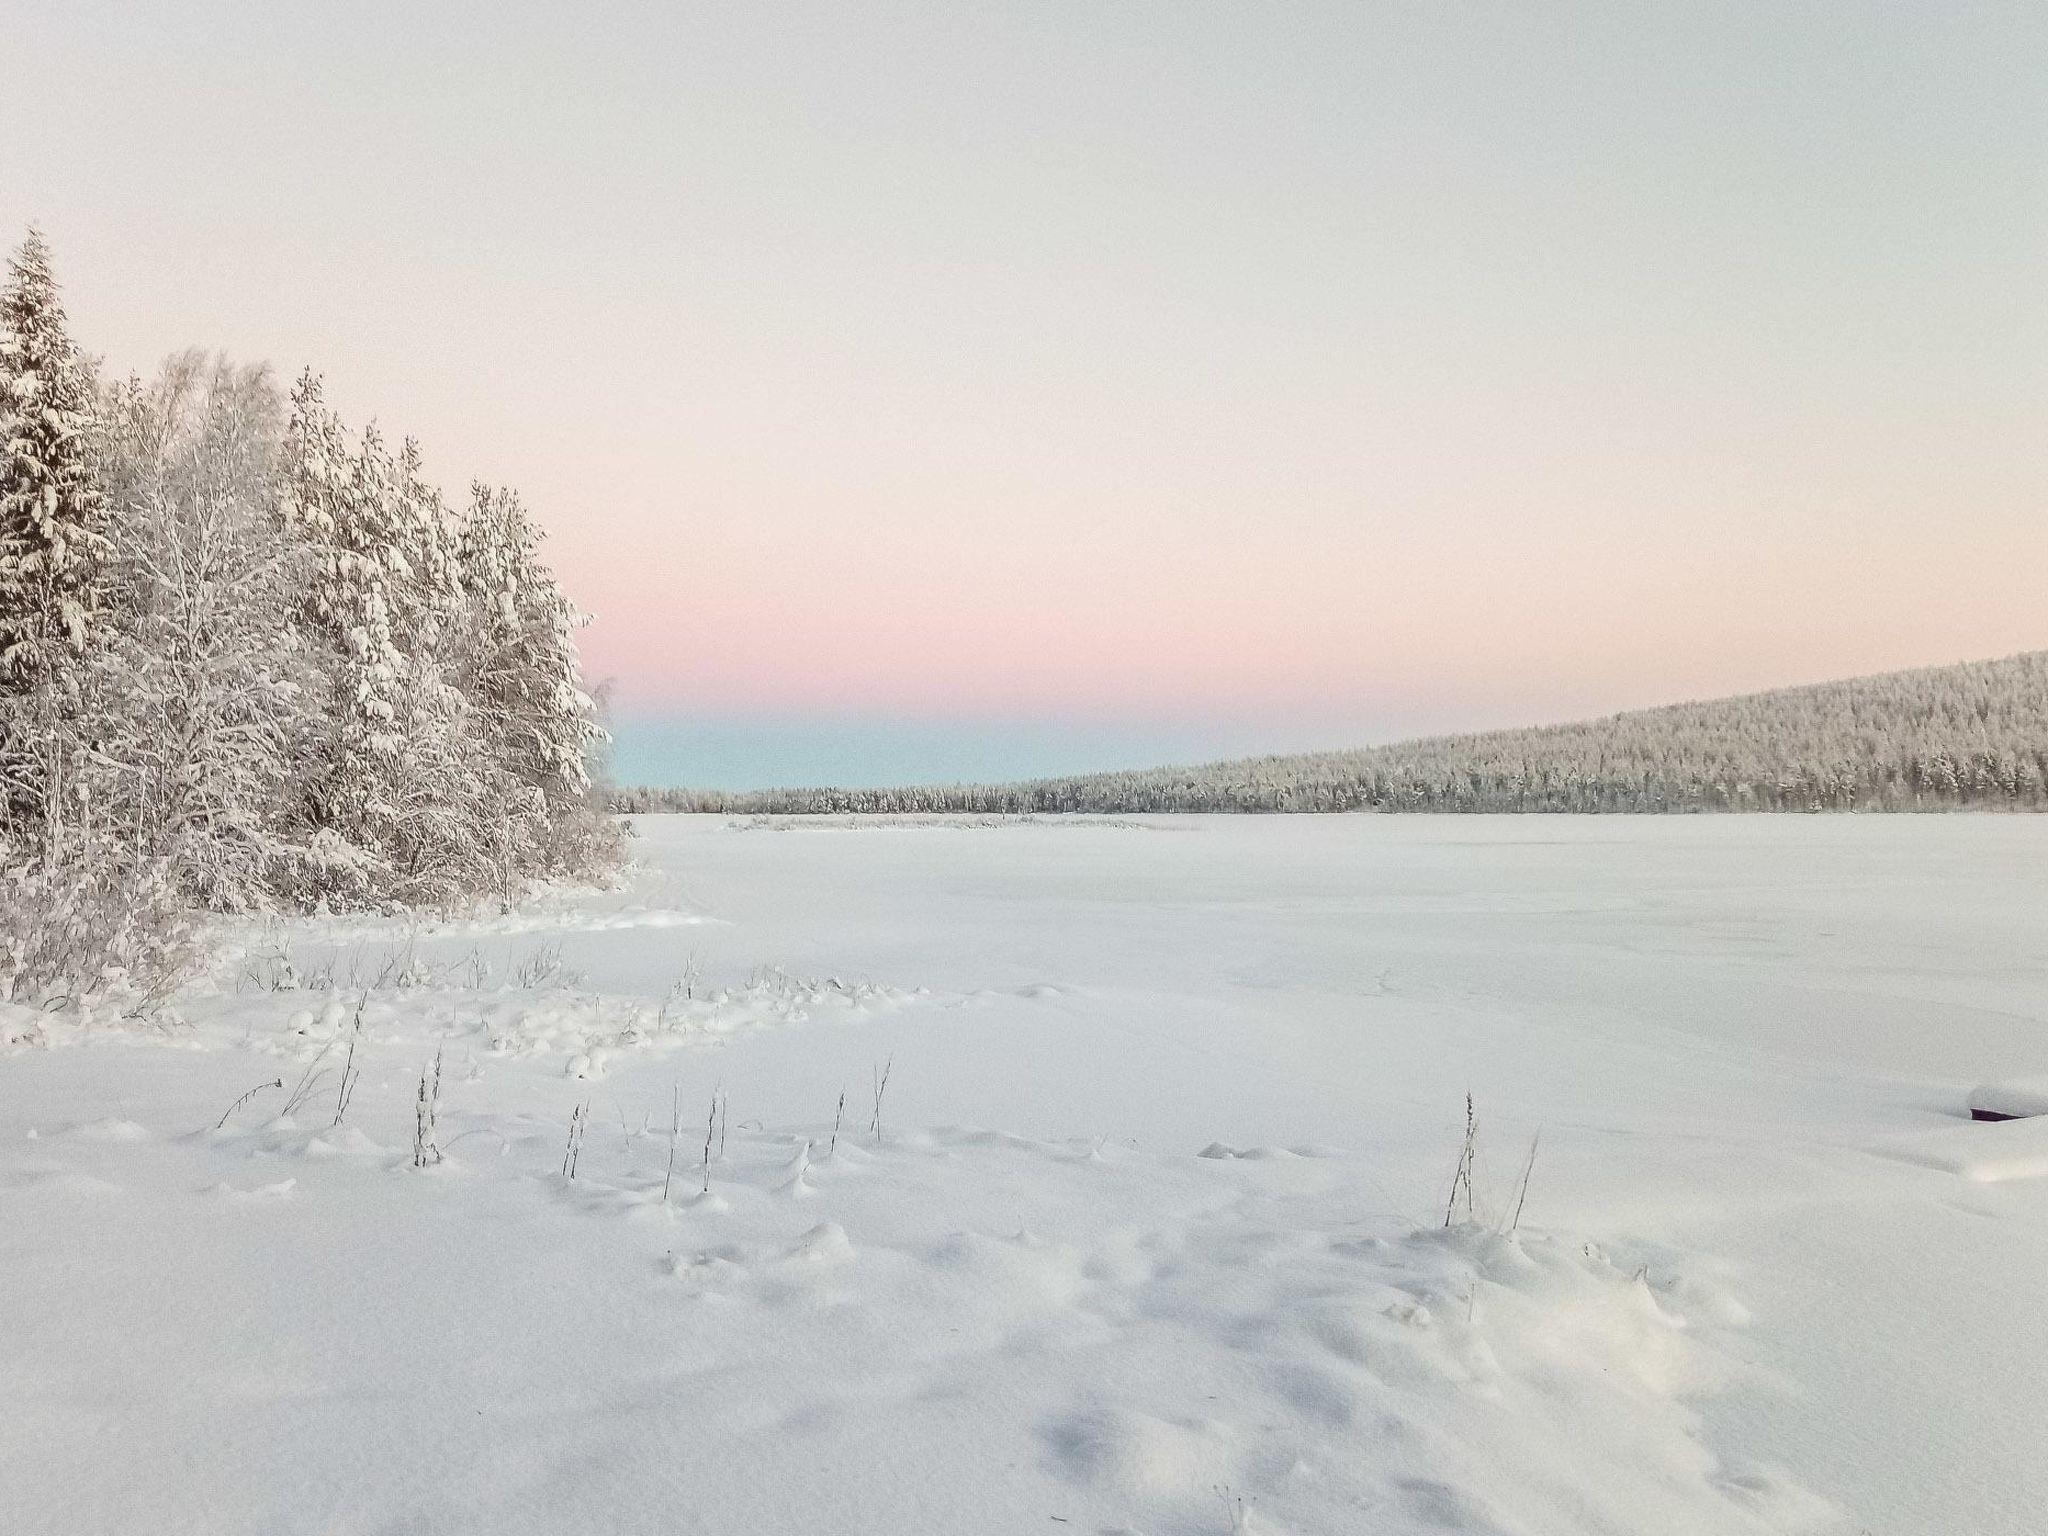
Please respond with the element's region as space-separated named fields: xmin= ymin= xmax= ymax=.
xmin=8 ymin=4 xmax=2046 ymax=787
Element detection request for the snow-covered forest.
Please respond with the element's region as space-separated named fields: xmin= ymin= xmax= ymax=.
xmin=621 ymin=650 xmax=2048 ymax=815
xmin=0 ymin=230 xmax=618 ymax=1006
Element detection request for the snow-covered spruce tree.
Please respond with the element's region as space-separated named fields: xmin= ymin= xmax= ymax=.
xmin=395 ymin=436 xmax=461 ymax=638
xmin=274 ymin=373 xmax=378 ymax=900
xmin=276 ymin=388 xmax=517 ymax=908
xmin=278 ymin=369 xmax=351 ymax=546
xmin=283 ymin=412 xmax=413 ymax=903
xmin=0 ymin=228 xmax=112 ymax=839
xmin=319 ymin=421 xmax=410 ymax=869
xmin=348 ymin=428 xmax=507 ymax=905
xmin=457 ymin=482 xmax=619 ymax=881
xmin=383 ymin=439 xmax=523 ymax=899
xmin=0 ymin=234 xmax=195 ymax=1008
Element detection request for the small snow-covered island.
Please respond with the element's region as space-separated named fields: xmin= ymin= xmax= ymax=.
xmin=5 ymin=9 xmax=2044 ymax=1534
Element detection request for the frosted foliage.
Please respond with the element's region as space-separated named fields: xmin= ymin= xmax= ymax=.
xmin=0 ymin=231 xmax=618 ymax=1006
xmin=87 ymin=351 xmax=311 ymax=912
xmin=276 ymin=389 xmax=617 ymax=907
xmin=0 ymin=228 xmax=107 ymax=686
xmin=457 ymin=484 xmax=615 ymax=877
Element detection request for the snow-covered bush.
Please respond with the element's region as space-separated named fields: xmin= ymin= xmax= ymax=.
xmin=0 ymin=838 xmax=192 ymax=1012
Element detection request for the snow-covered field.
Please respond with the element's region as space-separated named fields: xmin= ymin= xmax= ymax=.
xmin=6 ymin=814 xmax=2046 ymax=1535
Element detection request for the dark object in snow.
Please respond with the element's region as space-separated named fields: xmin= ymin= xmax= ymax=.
xmin=1966 ymin=1077 xmax=2048 ymax=1122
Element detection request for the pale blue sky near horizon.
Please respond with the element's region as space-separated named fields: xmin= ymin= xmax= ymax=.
xmin=8 ymin=3 xmax=2046 ymax=789
xmin=606 ymin=714 xmax=1356 ymax=791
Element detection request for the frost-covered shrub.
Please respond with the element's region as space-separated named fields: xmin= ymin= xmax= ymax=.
xmin=0 ymin=841 xmax=192 ymax=1012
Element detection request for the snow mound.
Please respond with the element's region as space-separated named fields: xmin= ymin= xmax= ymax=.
xmin=0 ymin=1001 xmax=48 ymax=1049
xmin=66 ymin=1118 xmax=152 ymax=1142
xmin=208 ymin=1177 xmax=298 ymax=1202
xmin=1966 ymin=1075 xmax=2048 ymax=1120
xmin=1197 ymin=1141 xmax=1305 ymax=1161
xmin=7 ymin=1164 xmax=123 ymax=1197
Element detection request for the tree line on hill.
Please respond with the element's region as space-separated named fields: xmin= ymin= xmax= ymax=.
xmin=0 ymin=230 xmax=617 ymax=1007
xmin=618 ymin=651 xmax=2048 ymax=816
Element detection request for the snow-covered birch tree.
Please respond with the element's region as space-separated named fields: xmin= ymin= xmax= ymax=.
xmin=90 ymin=352 xmax=313 ymax=909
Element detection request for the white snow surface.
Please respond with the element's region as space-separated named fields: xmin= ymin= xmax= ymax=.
xmin=1882 ymin=1115 xmax=2048 ymax=1183
xmin=6 ymin=813 xmax=2047 ymax=1535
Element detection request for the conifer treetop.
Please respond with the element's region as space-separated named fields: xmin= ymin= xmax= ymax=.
xmin=0 ymin=226 xmax=109 ymax=680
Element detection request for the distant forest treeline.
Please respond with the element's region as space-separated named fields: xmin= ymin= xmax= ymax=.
xmin=619 ymin=651 xmax=2048 ymax=815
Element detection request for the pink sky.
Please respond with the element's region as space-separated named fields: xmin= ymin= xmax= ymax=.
xmin=8 ymin=4 xmax=2045 ymax=780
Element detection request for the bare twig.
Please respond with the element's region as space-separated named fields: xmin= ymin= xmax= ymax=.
xmin=662 ymin=1082 xmax=680 ymax=1203
xmin=412 ymin=1048 xmax=443 ymax=1168
xmin=214 ymin=1077 xmax=284 ymax=1130
xmin=701 ymin=1091 xmax=717 ymax=1194
xmin=827 ymin=1089 xmax=846 ymax=1158
xmin=870 ymin=1056 xmax=892 ymax=1147
xmin=514 ymin=941 xmax=573 ymax=989
xmin=330 ymin=1002 xmax=364 ymax=1127
xmin=563 ymin=1098 xmax=589 ymax=1179
xmin=280 ymin=1039 xmax=335 ymax=1117
xmin=1443 ymin=1092 xmax=1477 ymax=1228
xmin=1508 ymin=1129 xmax=1540 ymax=1232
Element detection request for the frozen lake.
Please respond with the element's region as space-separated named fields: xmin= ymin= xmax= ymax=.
xmin=5 ymin=814 xmax=2044 ymax=1534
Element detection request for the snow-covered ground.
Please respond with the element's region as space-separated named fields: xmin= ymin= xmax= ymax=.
xmin=6 ymin=814 xmax=2046 ymax=1535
